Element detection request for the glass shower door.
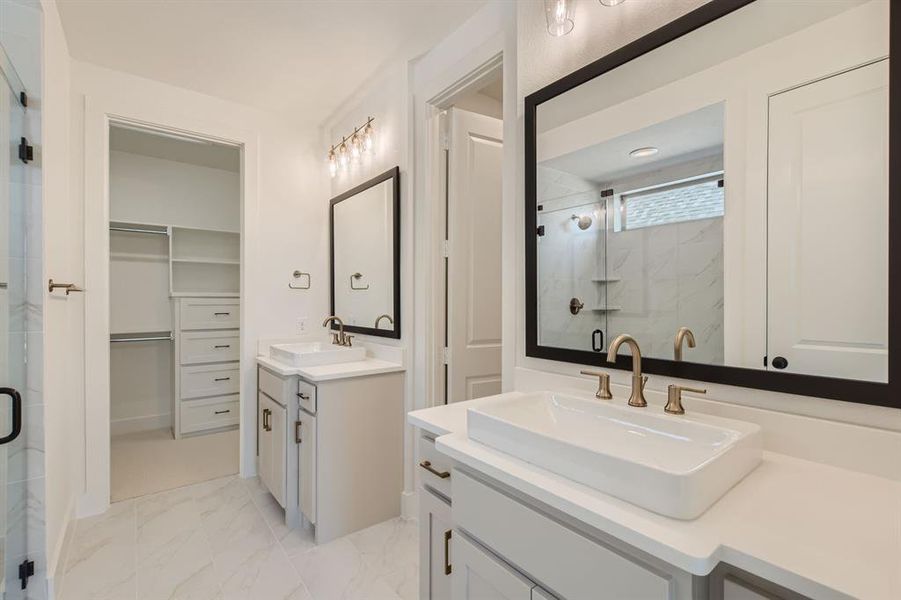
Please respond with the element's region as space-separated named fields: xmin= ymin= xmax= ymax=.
xmin=0 ymin=47 xmax=30 ymax=598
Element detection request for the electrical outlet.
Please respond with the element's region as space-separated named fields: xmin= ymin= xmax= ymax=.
xmin=296 ymin=317 xmax=308 ymax=335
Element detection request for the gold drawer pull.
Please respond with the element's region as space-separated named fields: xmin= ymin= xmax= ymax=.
xmin=443 ymin=529 xmax=452 ymax=575
xmin=419 ymin=460 xmax=450 ymax=479
xmin=214 ymin=377 xmax=230 ymax=382
xmin=214 ymin=312 xmax=230 ymax=316
xmin=214 ymin=344 xmax=231 ymax=349
xmin=297 ymin=392 xmax=310 ymax=400
xmin=295 ymin=420 xmax=302 ymax=444
xmin=214 ymin=409 xmax=230 ymax=415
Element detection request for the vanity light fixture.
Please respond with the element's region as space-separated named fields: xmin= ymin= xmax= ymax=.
xmin=599 ymin=0 xmax=626 ymax=6
xmin=629 ymin=146 xmax=659 ymax=158
xmin=327 ymin=117 xmax=376 ymax=177
xmin=545 ymin=0 xmax=574 ymax=37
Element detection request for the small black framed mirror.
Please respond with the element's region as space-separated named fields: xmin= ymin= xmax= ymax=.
xmin=329 ymin=166 xmax=401 ymax=339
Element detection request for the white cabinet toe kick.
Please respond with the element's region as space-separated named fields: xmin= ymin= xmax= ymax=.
xmin=416 ymin=430 xmax=809 ymax=600
xmin=256 ymin=364 xmax=404 ymax=543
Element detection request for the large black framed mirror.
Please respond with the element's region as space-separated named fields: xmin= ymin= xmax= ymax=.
xmin=329 ymin=166 xmax=401 ymax=339
xmin=525 ymin=0 xmax=899 ymax=409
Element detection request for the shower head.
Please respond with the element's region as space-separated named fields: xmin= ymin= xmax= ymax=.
xmin=571 ymin=214 xmax=592 ymax=230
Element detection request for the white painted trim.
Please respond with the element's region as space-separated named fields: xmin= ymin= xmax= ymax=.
xmin=109 ymin=413 xmax=172 ymax=436
xmin=409 ymin=0 xmax=517 ymax=503
xmin=401 ymin=489 xmax=419 ymax=521
xmin=79 ymin=94 xmax=260 ymax=518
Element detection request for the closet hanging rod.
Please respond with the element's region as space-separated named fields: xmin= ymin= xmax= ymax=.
xmin=109 ymin=225 xmax=169 ymax=235
xmin=110 ymin=334 xmax=173 ymax=343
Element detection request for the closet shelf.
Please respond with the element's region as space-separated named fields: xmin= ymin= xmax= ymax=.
xmin=591 ymin=277 xmax=622 ymax=283
xmin=172 ymin=257 xmax=240 ymax=265
xmin=170 ymin=292 xmax=239 ymax=298
xmin=111 ymin=252 xmax=168 ymax=262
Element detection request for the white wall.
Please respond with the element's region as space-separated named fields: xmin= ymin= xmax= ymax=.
xmin=72 ymin=60 xmax=329 ymax=517
xmin=109 ymin=150 xmax=240 ymax=231
xmin=39 ymin=0 xmax=82 ymax=592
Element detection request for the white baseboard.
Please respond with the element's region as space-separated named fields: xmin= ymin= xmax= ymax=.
xmin=110 ymin=413 xmax=171 ymax=436
xmin=401 ymin=489 xmax=419 ymax=520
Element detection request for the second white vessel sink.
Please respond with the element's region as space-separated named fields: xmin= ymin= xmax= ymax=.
xmin=270 ymin=342 xmax=366 ymax=367
xmin=467 ymin=391 xmax=762 ymax=519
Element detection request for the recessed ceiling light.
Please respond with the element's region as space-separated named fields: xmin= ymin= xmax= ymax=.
xmin=629 ymin=147 xmax=659 ymax=158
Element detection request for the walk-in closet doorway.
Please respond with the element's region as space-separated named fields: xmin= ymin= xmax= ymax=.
xmin=105 ymin=123 xmax=243 ymax=502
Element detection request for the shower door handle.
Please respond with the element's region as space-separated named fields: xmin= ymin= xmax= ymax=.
xmin=0 ymin=388 xmax=22 ymax=445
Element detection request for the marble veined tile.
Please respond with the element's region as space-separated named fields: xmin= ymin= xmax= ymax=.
xmin=291 ymin=538 xmax=401 ymax=600
xmin=136 ymin=528 xmax=219 ymax=600
xmin=214 ymin=542 xmax=309 ymax=600
xmin=348 ymin=517 xmax=418 ymax=575
xmin=61 ymin=501 xmax=136 ymax=600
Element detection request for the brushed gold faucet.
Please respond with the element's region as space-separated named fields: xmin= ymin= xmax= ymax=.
xmin=607 ymin=334 xmax=647 ymax=407
xmin=322 ymin=316 xmax=352 ymax=347
xmin=674 ymin=327 xmax=696 ymax=361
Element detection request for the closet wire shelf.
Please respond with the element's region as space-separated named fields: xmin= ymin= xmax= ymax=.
xmin=110 ymin=332 xmax=173 ymax=343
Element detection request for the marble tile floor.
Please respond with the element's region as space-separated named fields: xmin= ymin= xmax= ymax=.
xmin=57 ymin=475 xmax=418 ymax=600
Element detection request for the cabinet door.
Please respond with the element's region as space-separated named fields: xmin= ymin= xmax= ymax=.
xmin=532 ymin=587 xmax=557 ymax=600
xmin=269 ymin=398 xmax=287 ymax=507
xmin=258 ymin=393 xmax=272 ymax=494
xmin=296 ymin=409 xmax=317 ymax=523
xmin=453 ymin=532 xmax=534 ymax=600
xmin=420 ymin=488 xmax=453 ymax=600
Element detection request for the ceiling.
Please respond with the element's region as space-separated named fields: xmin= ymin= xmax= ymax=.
xmin=542 ymin=103 xmax=724 ymax=184
xmin=57 ymin=0 xmax=486 ymax=124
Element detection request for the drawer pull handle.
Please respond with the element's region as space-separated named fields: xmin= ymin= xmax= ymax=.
xmin=297 ymin=392 xmax=310 ymax=400
xmin=419 ymin=460 xmax=450 ymax=479
xmin=214 ymin=344 xmax=231 ymax=349
xmin=214 ymin=312 xmax=230 ymax=316
xmin=262 ymin=408 xmax=271 ymax=431
xmin=443 ymin=530 xmax=452 ymax=575
xmin=214 ymin=409 xmax=230 ymax=415
xmin=214 ymin=377 xmax=231 ymax=382
xmin=295 ymin=420 xmax=302 ymax=444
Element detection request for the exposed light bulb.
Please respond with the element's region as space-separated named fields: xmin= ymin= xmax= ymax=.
xmin=337 ymin=139 xmax=349 ymax=168
xmin=327 ymin=148 xmax=337 ymax=177
xmin=350 ymin=132 xmax=362 ymax=160
xmin=362 ymin=121 xmax=375 ymax=152
xmin=545 ymin=0 xmax=574 ymax=37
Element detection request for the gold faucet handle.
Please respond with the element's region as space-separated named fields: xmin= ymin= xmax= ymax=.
xmin=680 ymin=386 xmax=706 ymax=395
xmin=330 ymin=332 xmax=341 ymax=345
xmin=665 ymin=385 xmax=706 ymax=415
xmin=344 ymin=334 xmax=354 ymax=347
xmin=580 ymin=370 xmax=613 ymax=400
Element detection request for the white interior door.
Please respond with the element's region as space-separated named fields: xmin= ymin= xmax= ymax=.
xmin=446 ymin=108 xmax=503 ymax=403
xmin=767 ymin=59 xmax=889 ymax=381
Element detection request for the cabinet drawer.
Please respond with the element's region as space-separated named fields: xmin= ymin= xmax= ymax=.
xmin=181 ymin=364 xmax=240 ymax=399
xmin=418 ymin=434 xmax=452 ymax=498
xmin=259 ymin=366 xmax=292 ymax=405
xmin=454 ymin=469 xmax=672 ymax=600
xmin=180 ymin=395 xmax=239 ymax=434
xmin=179 ymin=299 xmax=240 ymax=330
xmin=180 ymin=331 xmax=239 ymax=365
xmin=297 ymin=378 xmax=317 ymax=414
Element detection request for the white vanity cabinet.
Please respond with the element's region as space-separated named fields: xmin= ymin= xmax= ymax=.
xmin=258 ymin=392 xmax=287 ymax=506
xmin=453 ymin=532 xmax=537 ymax=600
xmin=257 ymin=363 xmax=404 ymax=542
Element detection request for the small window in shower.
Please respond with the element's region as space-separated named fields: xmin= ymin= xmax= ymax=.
xmin=617 ymin=172 xmax=724 ymax=231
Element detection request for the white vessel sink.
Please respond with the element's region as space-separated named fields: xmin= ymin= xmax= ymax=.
xmin=270 ymin=342 xmax=366 ymax=367
xmin=467 ymin=391 xmax=762 ymax=519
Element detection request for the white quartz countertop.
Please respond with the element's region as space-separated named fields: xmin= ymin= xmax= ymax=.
xmin=408 ymin=393 xmax=901 ymax=600
xmin=256 ymin=354 xmax=404 ymax=382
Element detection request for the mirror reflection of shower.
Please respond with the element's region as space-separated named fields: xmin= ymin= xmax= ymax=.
xmin=571 ymin=214 xmax=592 ymax=230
